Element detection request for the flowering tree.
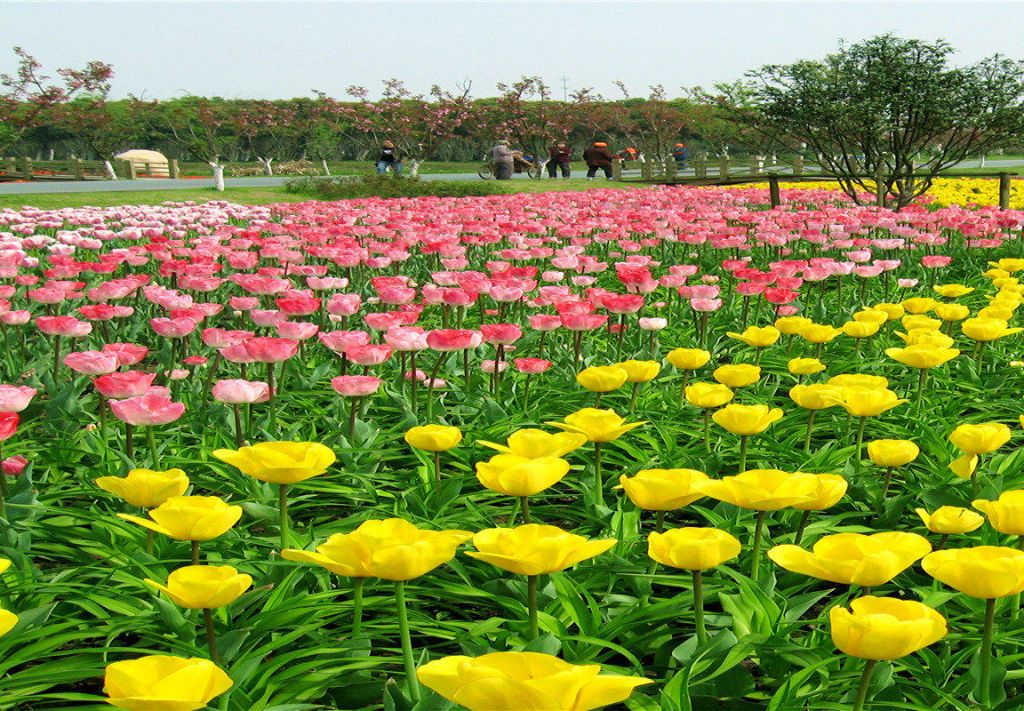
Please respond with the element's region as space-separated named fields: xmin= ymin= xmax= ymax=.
xmin=605 ymin=83 xmax=702 ymax=162
xmin=0 ymin=47 xmax=113 ymax=156
xmin=53 ymin=98 xmax=143 ymax=179
xmin=344 ymin=79 xmax=473 ymax=176
xmin=303 ymin=92 xmax=350 ymax=175
xmin=231 ymin=101 xmax=300 ymax=176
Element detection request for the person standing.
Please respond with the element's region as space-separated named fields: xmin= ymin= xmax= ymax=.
xmin=672 ymin=142 xmax=689 ymax=171
xmin=376 ymin=140 xmax=403 ymax=175
xmin=547 ymin=142 xmax=572 ymax=179
xmin=488 ymin=139 xmax=514 ymax=180
xmin=583 ymin=141 xmax=614 ymax=180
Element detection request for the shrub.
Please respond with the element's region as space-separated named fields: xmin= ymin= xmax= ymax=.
xmin=283 ymin=174 xmax=507 ymax=200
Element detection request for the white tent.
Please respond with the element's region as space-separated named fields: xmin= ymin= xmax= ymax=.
xmin=115 ymin=149 xmax=170 ymax=177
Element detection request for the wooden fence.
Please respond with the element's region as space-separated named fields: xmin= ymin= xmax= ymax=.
xmin=0 ymin=157 xmax=180 ymax=182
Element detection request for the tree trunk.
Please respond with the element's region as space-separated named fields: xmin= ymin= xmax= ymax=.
xmin=320 ymin=158 xmax=331 ymax=176
xmin=259 ymin=157 xmax=273 ymax=176
xmin=103 ymin=160 xmax=118 ymax=180
xmin=210 ymin=162 xmax=225 ymax=191
xmin=409 ymin=159 xmax=422 ymax=177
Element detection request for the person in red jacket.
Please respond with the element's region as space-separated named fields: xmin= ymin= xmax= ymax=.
xmin=583 ymin=141 xmax=614 ymax=180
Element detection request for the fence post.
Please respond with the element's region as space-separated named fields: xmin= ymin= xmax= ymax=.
xmin=72 ymin=158 xmax=84 ymax=180
xmin=124 ymin=160 xmax=137 ymax=180
xmin=170 ymin=159 xmax=180 ymax=179
xmin=611 ymin=159 xmax=622 ymax=181
xmin=719 ymin=155 xmax=730 ymax=180
xmin=664 ymin=158 xmax=677 ymax=181
xmin=794 ymin=155 xmax=804 ymax=177
xmin=695 ymin=152 xmax=707 ymax=179
xmin=640 ymin=160 xmax=652 ymax=181
xmin=749 ymin=156 xmax=760 ymax=177
xmin=999 ymin=173 xmax=1011 ymax=210
xmin=874 ymin=165 xmax=886 ymax=208
xmin=768 ymin=173 xmax=781 ymax=209
xmin=20 ymin=158 xmax=32 ymax=180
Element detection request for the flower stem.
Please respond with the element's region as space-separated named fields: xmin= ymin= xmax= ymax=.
xmin=433 ymin=451 xmax=442 ymax=489
xmin=232 ymin=404 xmax=244 ymax=447
xmin=147 ymin=426 xmax=159 ymax=470
xmin=702 ymin=410 xmax=711 ymax=453
xmin=520 ymin=496 xmax=532 ymax=524
xmin=593 ymin=442 xmax=604 ymax=508
xmin=279 ymin=483 xmax=290 ymax=551
xmin=750 ymin=511 xmax=767 ymax=581
xmin=191 ymin=540 xmax=200 ymax=565
xmin=852 ymin=659 xmax=877 ymax=711
xmin=654 ymin=511 xmax=666 ymax=534
xmin=394 ymin=581 xmax=421 ymax=702
xmin=348 ymin=398 xmax=359 ymax=443
xmin=527 ymin=574 xmax=539 ymax=640
xmin=693 ymin=569 xmax=707 ymax=645
xmin=855 ymin=417 xmax=867 ymax=472
xmin=794 ymin=510 xmax=811 ymax=545
xmin=804 ymin=411 xmax=816 ymax=453
xmin=738 ymin=435 xmax=749 ymax=473
xmin=351 ymin=578 xmax=364 ymax=637
xmin=203 ymin=608 xmax=221 ymax=665
xmin=980 ymin=597 xmax=996 ymax=709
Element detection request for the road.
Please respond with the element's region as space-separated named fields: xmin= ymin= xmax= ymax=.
xmin=0 ymin=159 xmax=1021 ymax=195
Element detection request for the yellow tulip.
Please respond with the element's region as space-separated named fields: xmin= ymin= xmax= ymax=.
xmin=792 ymin=473 xmax=848 ymax=511
xmin=616 ymin=360 xmax=661 ymax=383
xmin=962 ymin=317 xmax=1023 ymax=342
xmin=828 ymin=374 xmax=888 ymax=389
xmin=117 ymin=496 xmax=242 ymax=542
xmin=0 ymin=607 xmax=16 ymax=638
xmin=895 ymin=328 xmax=956 ymax=348
xmin=830 ymin=596 xmax=946 ymax=660
xmin=475 ymin=454 xmax=571 ymax=496
xmin=211 ymin=441 xmax=335 ymax=484
xmin=788 ymin=358 xmax=825 ymax=376
xmin=933 ymin=284 xmax=974 ymax=299
xmin=885 ymin=345 xmax=959 ymax=369
xmin=901 ymin=315 xmax=943 ymax=332
xmin=978 ymin=305 xmax=1017 ymax=321
xmin=576 ymin=365 xmax=628 ymax=392
xmin=477 ymin=429 xmax=587 ymax=459
xmin=799 ymin=323 xmax=843 ymax=344
xmin=867 ymin=440 xmax=919 ymax=468
xmin=923 ymin=546 xmax=1024 ymax=598
xmin=973 ymin=490 xmax=1024 ymax=534
xmin=826 ymin=387 xmax=906 ymax=417
xmin=404 ymin=424 xmax=463 ymax=452
xmin=853 ymin=309 xmax=889 ymax=325
xmin=95 ymin=468 xmax=189 ymax=509
xmin=466 ymin=525 xmax=616 ymax=575
xmin=546 ymin=408 xmax=644 ymax=443
xmin=871 ymin=303 xmax=905 ymax=321
xmin=648 ymin=527 xmax=741 ymax=570
xmin=282 ymin=518 xmax=471 ymax=580
xmin=949 ymin=422 xmax=1012 ymax=455
xmin=685 ymin=382 xmax=734 ymax=409
xmin=0 ymin=559 xmax=9 ymax=575
xmin=666 ymin=347 xmax=711 ymax=370
xmin=713 ymin=364 xmax=761 ymax=388
xmin=789 ymin=384 xmax=843 ymax=410
xmin=949 ymin=454 xmax=979 ymax=480
xmin=145 ymin=565 xmax=252 ymax=609
xmin=104 ymin=655 xmax=233 ymax=711
xmin=916 ymin=506 xmax=985 ymax=535
xmin=935 ymin=303 xmax=971 ymax=322
xmin=843 ymin=321 xmax=880 ymax=339
xmin=712 ymin=403 xmax=783 ymax=435
xmin=726 ymin=325 xmax=781 ymax=348
xmin=416 ymin=652 xmax=652 ymax=711
xmin=618 ymin=468 xmax=708 ymax=510
xmin=697 ymin=469 xmax=818 ymax=511
xmin=775 ymin=316 xmax=814 ymax=335
xmin=901 ymin=297 xmax=939 ymax=314
xmin=990 ymin=258 xmax=1024 ymax=273
xmin=768 ymin=532 xmax=931 ymax=586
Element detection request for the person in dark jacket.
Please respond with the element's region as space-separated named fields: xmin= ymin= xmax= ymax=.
xmin=376 ymin=140 xmax=402 ymax=175
xmin=671 ymin=142 xmax=689 ymax=170
xmin=583 ymin=141 xmax=614 ymax=180
xmin=547 ymin=142 xmax=572 ymax=178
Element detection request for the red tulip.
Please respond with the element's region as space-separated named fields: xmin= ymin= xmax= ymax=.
xmin=426 ymin=329 xmax=481 ymax=351
xmin=0 ymin=412 xmax=19 ymax=441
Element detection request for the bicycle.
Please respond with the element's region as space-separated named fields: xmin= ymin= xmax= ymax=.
xmin=478 ymin=159 xmax=541 ymax=180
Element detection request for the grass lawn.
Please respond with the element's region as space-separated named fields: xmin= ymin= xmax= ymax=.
xmin=0 ymin=179 xmax=644 ymax=210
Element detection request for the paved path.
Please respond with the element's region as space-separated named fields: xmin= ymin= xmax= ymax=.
xmin=1 ymin=160 xmax=1021 ymax=196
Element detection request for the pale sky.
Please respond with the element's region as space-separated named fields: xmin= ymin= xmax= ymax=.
xmin=2 ymin=1 xmax=1022 ymax=100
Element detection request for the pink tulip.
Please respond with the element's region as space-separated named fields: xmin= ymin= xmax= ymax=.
xmin=35 ymin=316 xmax=92 ymax=337
xmin=638 ymin=317 xmax=667 ymax=331
xmin=109 ymin=393 xmax=185 ymax=426
xmin=150 ymin=317 xmax=198 ymax=338
xmin=3 ymin=455 xmax=27 ymax=476
xmin=0 ymin=385 xmax=36 ymax=412
xmin=426 ymin=329 xmax=481 ymax=351
xmin=93 ymin=371 xmax=157 ymax=399
xmin=345 ymin=344 xmax=392 ymax=366
xmin=276 ymin=321 xmax=319 ymax=340
xmin=212 ymin=379 xmax=271 ymax=404
xmin=479 ymin=323 xmax=523 ymax=345
xmin=330 ymin=375 xmax=383 ymax=397
xmin=244 ymin=337 xmax=299 ymax=363
xmin=513 ymin=358 xmax=552 ymax=374
xmin=384 ymin=326 xmax=429 ymax=352
xmin=64 ymin=350 xmax=120 ymax=375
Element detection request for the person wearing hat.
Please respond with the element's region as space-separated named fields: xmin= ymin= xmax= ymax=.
xmin=376 ymin=140 xmax=403 ymax=175
xmin=582 ymin=140 xmax=614 ymax=180
xmin=671 ymin=142 xmax=689 ymax=171
xmin=488 ymin=139 xmax=515 ymax=180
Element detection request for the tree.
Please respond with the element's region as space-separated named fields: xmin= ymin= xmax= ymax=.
xmin=54 ymin=98 xmax=143 ymax=179
xmin=741 ymin=35 xmax=1024 ymax=209
xmin=134 ymin=96 xmax=235 ymax=190
xmin=608 ymin=84 xmax=698 ymax=161
xmin=0 ymin=47 xmax=113 ymax=156
xmin=303 ymin=92 xmax=350 ymax=175
xmin=344 ymin=80 xmax=474 ymax=176
xmin=231 ymin=100 xmax=300 ymax=176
